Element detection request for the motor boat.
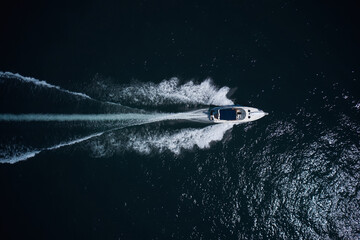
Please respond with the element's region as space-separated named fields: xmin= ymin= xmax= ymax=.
xmin=209 ymin=105 xmax=268 ymax=123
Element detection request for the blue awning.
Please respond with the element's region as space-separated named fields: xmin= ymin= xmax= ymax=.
xmin=219 ymin=109 xmax=236 ymax=120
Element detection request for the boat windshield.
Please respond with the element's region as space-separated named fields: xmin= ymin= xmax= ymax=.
xmin=237 ymin=108 xmax=246 ymax=120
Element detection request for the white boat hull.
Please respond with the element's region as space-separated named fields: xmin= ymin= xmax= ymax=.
xmin=209 ymin=106 xmax=268 ymax=124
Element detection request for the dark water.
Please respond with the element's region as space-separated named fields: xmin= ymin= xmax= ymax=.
xmin=1 ymin=1 xmax=359 ymax=239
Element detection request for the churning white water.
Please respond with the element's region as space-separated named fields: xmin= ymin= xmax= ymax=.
xmin=0 ymin=72 xmax=236 ymax=164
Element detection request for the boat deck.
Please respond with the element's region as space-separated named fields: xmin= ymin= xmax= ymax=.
xmin=219 ymin=108 xmax=246 ymax=120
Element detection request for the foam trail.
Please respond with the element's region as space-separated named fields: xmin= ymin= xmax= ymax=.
xmin=126 ymin=123 xmax=234 ymax=154
xmin=47 ymin=132 xmax=104 ymax=150
xmin=1 ymin=72 xmax=235 ymax=108
xmin=0 ymin=71 xmax=124 ymax=107
xmin=0 ymin=109 xmax=209 ymax=122
xmin=0 ymin=110 xmax=211 ymax=164
xmin=0 ymin=71 xmax=91 ymax=99
xmin=1 ymin=127 xmax=128 ymax=164
xmin=89 ymin=122 xmax=235 ymax=157
xmin=151 ymin=109 xmax=210 ymax=122
xmin=2 ymin=150 xmax=41 ymax=164
xmin=92 ymin=77 xmax=234 ymax=106
xmin=2 ymin=132 xmax=104 ymax=164
xmin=0 ymin=113 xmax=162 ymax=122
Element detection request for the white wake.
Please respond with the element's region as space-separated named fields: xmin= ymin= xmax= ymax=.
xmin=0 ymin=71 xmax=236 ymax=164
xmin=89 ymin=77 xmax=234 ymax=106
xmin=89 ymin=123 xmax=235 ymax=157
xmin=0 ymin=132 xmax=104 ymax=164
xmin=0 ymin=109 xmax=208 ymax=122
xmin=0 ymin=71 xmax=91 ymax=99
xmin=126 ymin=123 xmax=235 ymax=154
xmin=0 ymin=109 xmax=212 ymax=163
xmin=0 ymin=71 xmax=125 ymax=107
